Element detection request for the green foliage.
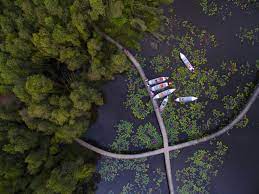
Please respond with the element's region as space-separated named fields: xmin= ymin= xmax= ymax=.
xmin=176 ymin=141 xmax=228 ymax=194
xmin=236 ymin=115 xmax=249 ymax=128
xmin=132 ymin=122 xmax=162 ymax=149
xmin=3 ymin=126 xmax=39 ymax=154
xmin=110 ymin=120 xmax=133 ymax=152
xmin=99 ymin=158 xmax=148 ymax=182
xmin=26 ymin=74 xmax=54 ymax=101
xmin=0 ymin=0 xmax=171 ymax=193
xmin=199 ymin=0 xmax=257 ymax=20
xmin=150 ymin=55 xmax=171 ymax=73
xmin=89 ymin=0 xmax=105 ymax=21
xmin=69 ymin=82 xmax=103 ymax=111
xmin=99 ymin=158 xmax=167 ymax=193
xmin=200 ymin=0 xmax=219 ymax=16
xmin=46 ymin=159 xmax=95 ymax=194
xmin=124 ymin=57 xmax=153 ymax=120
xmin=256 ymin=60 xmax=259 ymax=69
xmin=152 ymin=168 xmax=166 ymax=191
xmin=120 ymin=183 xmax=134 ymax=194
xmin=237 ymin=25 xmax=259 ymax=46
xmin=223 ymin=83 xmax=254 ymax=115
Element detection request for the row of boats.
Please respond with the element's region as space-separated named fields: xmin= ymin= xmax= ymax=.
xmin=146 ymin=53 xmax=197 ymax=112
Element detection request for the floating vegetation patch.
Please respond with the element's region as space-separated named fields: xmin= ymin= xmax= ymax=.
xmin=237 ymin=25 xmax=259 ymax=46
xmin=99 ymin=156 xmax=167 ymax=193
xmin=99 ymin=158 xmax=149 ymax=182
xmin=176 ymin=141 xmax=228 ymax=194
xmin=132 ymin=122 xmax=163 ymax=149
xmin=98 ymin=120 xmax=166 ymax=193
xmin=99 ymin=5 xmax=257 ymax=193
xmin=165 ymin=17 xmax=217 ymax=68
xmin=156 ymin=15 xmax=255 ymax=144
xmin=150 ymin=55 xmax=171 ymax=73
xmin=110 ymin=120 xmax=162 ymax=152
xmin=222 ymin=82 xmax=254 ymax=115
xmin=124 ymin=56 xmax=153 ymax=120
xmin=110 ymin=120 xmax=134 ymax=152
xmin=199 ymin=0 xmax=258 ymax=21
xmin=256 ymin=59 xmax=259 ymax=69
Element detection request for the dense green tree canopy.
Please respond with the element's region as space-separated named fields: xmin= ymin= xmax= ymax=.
xmin=0 ymin=0 xmax=172 ymax=193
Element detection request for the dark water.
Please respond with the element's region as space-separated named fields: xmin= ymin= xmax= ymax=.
xmin=84 ymin=0 xmax=259 ymax=193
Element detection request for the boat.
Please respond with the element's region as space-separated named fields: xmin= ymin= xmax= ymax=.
xmin=159 ymin=96 xmax=169 ymax=112
xmin=175 ymin=96 xmax=198 ymax=103
xmin=151 ymin=81 xmax=173 ymax=92
xmin=148 ymin=77 xmax=169 ymax=86
xmin=153 ymin=89 xmax=176 ymax=100
xmin=180 ymin=53 xmax=194 ymax=72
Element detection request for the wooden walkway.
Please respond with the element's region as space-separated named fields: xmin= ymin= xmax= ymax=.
xmin=75 ymin=26 xmax=259 ymax=194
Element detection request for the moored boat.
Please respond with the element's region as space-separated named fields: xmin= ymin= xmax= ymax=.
xmin=148 ymin=77 xmax=169 ymax=86
xmin=180 ymin=53 xmax=194 ymax=72
xmin=175 ymin=96 xmax=198 ymax=103
xmin=151 ymin=81 xmax=173 ymax=92
xmin=159 ymin=96 xmax=169 ymax=112
xmin=153 ymin=89 xmax=176 ymax=100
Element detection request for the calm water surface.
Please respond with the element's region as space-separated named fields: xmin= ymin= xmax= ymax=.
xmin=84 ymin=0 xmax=259 ymax=193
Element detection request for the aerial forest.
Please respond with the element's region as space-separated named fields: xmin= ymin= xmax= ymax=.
xmin=0 ymin=0 xmax=173 ymax=193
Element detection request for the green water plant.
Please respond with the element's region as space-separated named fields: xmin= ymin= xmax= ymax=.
xmin=110 ymin=120 xmax=134 ymax=153
xmin=237 ymin=26 xmax=259 ymax=46
xmin=132 ymin=122 xmax=163 ymax=149
xmin=176 ymin=141 xmax=228 ymax=194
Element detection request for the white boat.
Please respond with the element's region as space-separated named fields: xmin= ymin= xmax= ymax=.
xmin=180 ymin=53 xmax=194 ymax=72
xmin=175 ymin=96 xmax=198 ymax=103
xmin=153 ymin=89 xmax=176 ymax=100
xmin=159 ymin=96 xmax=169 ymax=112
xmin=151 ymin=81 xmax=173 ymax=92
xmin=148 ymin=77 xmax=169 ymax=86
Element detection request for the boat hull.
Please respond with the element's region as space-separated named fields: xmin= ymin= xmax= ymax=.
xmin=148 ymin=77 xmax=169 ymax=86
xmin=180 ymin=53 xmax=194 ymax=72
xmin=153 ymin=89 xmax=176 ymax=100
xmin=175 ymin=96 xmax=198 ymax=103
xmin=151 ymin=82 xmax=170 ymax=92
xmin=159 ymin=96 xmax=169 ymax=112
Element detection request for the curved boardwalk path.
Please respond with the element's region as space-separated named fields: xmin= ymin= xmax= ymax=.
xmin=76 ymin=26 xmax=259 ymax=194
xmin=76 ymin=83 xmax=259 ymax=157
xmin=93 ymin=28 xmax=175 ymax=194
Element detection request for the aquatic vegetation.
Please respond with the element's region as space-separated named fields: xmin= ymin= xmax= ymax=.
xmin=99 ymin=158 xmax=149 ymax=182
xmin=223 ymin=82 xmax=254 ymax=114
xmin=170 ymin=149 xmax=181 ymax=159
xmin=99 ymin=120 xmax=167 ymax=193
xmin=200 ymin=0 xmax=219 ymax=16
xmin=120 ymin=183 xmax=135 ymax=194
xmin=150 ymin=55 xmax=171 ymax=73
xmin=111 ymin=121 xmax=162 ymax=151
xmin=240 ymin=62 xmax=254 ymax=76
xmin=231 ymin=0 xmax=258 ymax=10
xmin=176 ymin=141 xmax=228 ymax=194
xmin=237 ymin=25 xmax=259 ymax=46
xmin=256 ymin=60 xmax=259 ymax=69
xmin=132 ymin=122 xmax=163 ymax=149
xmin=236 ymin=115 xmax=249 ymax=128
xmin=99 ymin=156 xmax=168 ymax=193
xmin=164 ymin=101 xmax=204 ymax=144
xmin=99 ymin=3 xmax=257 ymax=193
xmin=110 ymin=120 xmax=134 ymax=152
xmin=124 ymin=57 xmax=153 ymax=120
xmin=99 ymin=157 xmax=154 ymax=193
xmin=135 ymin=171 xmax=150 ymax=191
xmin=165 ymin=17 xmax=217 ymax=68
xmin=152 ymin=168 xmax=166 ymax=190
xmin=199 ymin=0 xmax=257 ymax=20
